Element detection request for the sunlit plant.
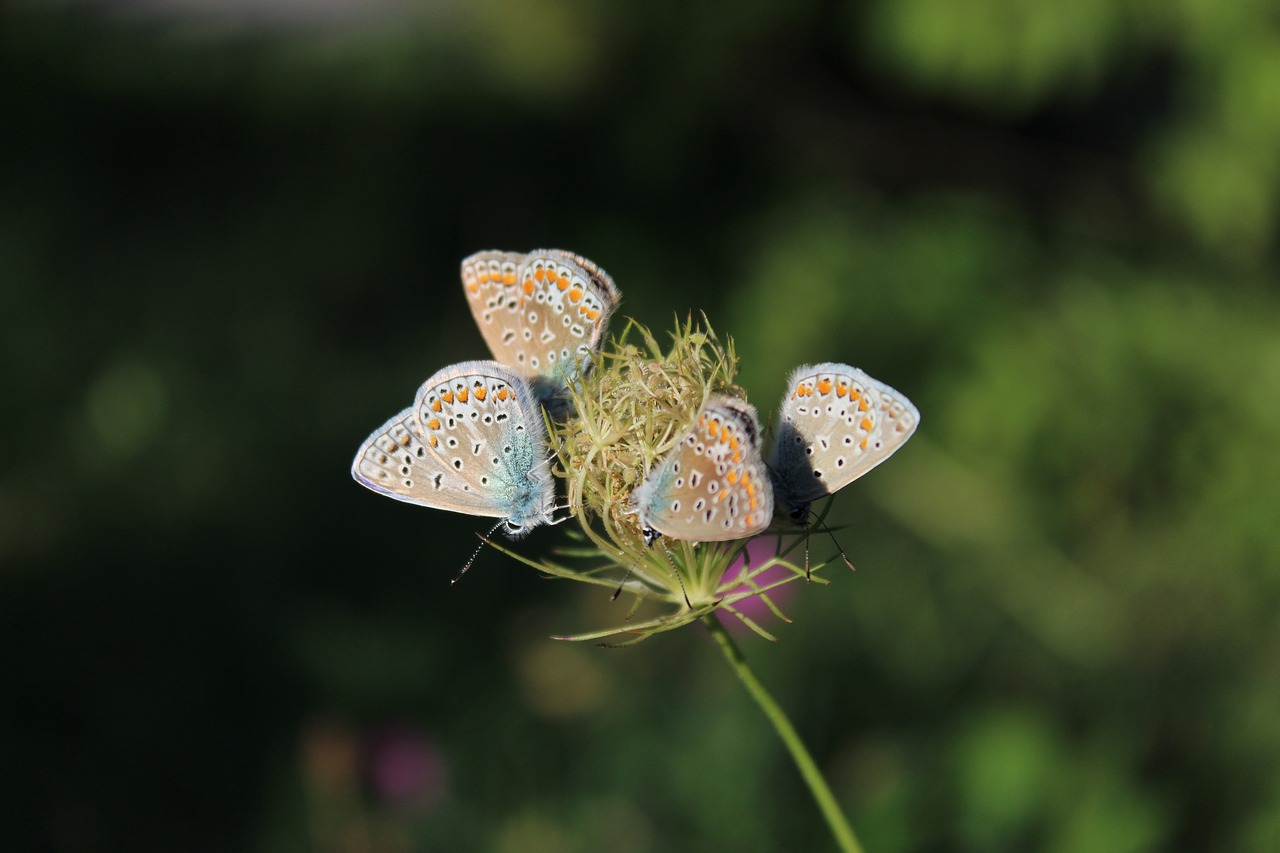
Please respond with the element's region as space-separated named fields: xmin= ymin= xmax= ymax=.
xmin=354 ymin=250 xmax=920 ymax=853
xmin=496 ymin=317 xmax=822 ymax=643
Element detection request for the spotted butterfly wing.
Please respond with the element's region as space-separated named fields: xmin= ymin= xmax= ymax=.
xmin=461 ymin=249 xmax=620 ymax=398
xmin=352 ymin=360 xmax=555 ymax=538
xmin=768 ymin=363 xmax=919 ymax=522
xmin=632 ymin=395 xmax=774 ymax=544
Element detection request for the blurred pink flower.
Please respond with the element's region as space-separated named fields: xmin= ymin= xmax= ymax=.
xmin=365 ymin=725 xmax=447 ymax=812
xmin=717 ymin=537 xmax=799 ymax=633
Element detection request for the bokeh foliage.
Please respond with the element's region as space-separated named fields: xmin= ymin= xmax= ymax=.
xmin=2 ymin=0 xmax=1279 ymax=850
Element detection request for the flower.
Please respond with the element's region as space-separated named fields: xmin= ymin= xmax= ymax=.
xmin=717 ymin=536 xmax=802 ymax=635
xmin=365 ymin=725 xmax=447 ymax=812
xmin=491 ymin=317 xmax=826 ymax=644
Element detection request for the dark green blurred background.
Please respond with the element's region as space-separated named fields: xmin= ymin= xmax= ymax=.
xmin=3 ymin=1 xmax=1279 ymax=850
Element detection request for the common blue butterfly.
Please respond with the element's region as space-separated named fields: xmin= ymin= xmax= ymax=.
xmin=461 ymin=249 xmax=620 ymax=401
xmin=351 ymin=360 xmax=556 ymax=538
xmin=631 ymin=394 xmax=774 ymax=545
xmin=768 ymin=363 xmax=919 ymax=523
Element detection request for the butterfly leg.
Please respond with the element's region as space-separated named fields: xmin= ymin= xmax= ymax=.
xmin=806 ymin=501 xmax=856 ymax=572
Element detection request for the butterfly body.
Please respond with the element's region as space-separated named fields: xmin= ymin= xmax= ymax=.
xmin=768 ymin=362 xmax=919 ymax=522
xmin=632 ymin=395 xmax=774 ymax=544
xmin=461 ymin=249 xmax=620 ymax=401
xmin=352 ymin=360 xmax=555 ymax=537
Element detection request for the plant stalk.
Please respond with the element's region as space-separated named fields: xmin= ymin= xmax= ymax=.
xmin=703 ymin=615 xmax=864 ymax=853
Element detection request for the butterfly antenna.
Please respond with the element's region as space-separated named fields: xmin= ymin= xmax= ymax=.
xmin=807 ymin=509 xmax=856 ymax=572
xmin=453 ymin=520 xmax=506 ymax=585
xmin=657 ymin=538 xmax=693 ymax=609
xmin=610 ymin=558 xmax=637 ymax=601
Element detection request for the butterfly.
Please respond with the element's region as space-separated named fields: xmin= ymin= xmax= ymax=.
xmin=351 ymin=360 xmax=556 ymax=538
xmin=767 ymin=362 xmax=919 ymax=523
xmin=631 ymin=394 xmax=775 ymax=545
xmin=461 ymin=249 xmax=621 ymax=402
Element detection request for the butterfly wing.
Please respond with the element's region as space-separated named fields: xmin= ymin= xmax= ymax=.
xmin=411 ymin=360 xmax=556 ymax=535
xmin=633 ymin=395 xmax=774 ymax=542
xmin=769 ymin=362 xmax=919 ymax=516
xmin=352 ymin=408 xmax=508 ymax=516
xmin=461 ymin=249 xmax=620 ymax=392
xmin=352 ymin=361 xmax=555 ymax=536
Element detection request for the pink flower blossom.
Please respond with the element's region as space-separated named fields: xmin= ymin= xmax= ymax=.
xmin=717 ymin=537 xmax=799 ymax=633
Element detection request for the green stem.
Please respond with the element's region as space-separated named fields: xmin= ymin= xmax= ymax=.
xmin=703 ymin=616 xmax=865 ymax=853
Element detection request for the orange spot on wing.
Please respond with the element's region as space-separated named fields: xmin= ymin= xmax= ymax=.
xmin=475 ymin=386 xmax=487 ymax=401
xmin=497 ymin=387 xmax=509 ymax=401
xmin=860 ymin=416 xmax=873 ymax=431
xmin=467 ymin=282 xmax=479 ymax=294
xmin=859 ymin=398 xmax=870 ymax=412
xmin=727 ymin=470 xmax=738 ymax=484
xmin=860 ymin=437 xmax=869 ymax=450
xmin=398 ymin=433 xmax=411 ymax=446
xmin=457 ymin=388 xmax=469 ymax=403
xmin=534 ymin=268 xmax=546 ymax=282
xmin=836 ymin=381 xmax=848 ymax=397
xmin=569 ymin=288 xmax=583 ymax=302
xmin=557 ymin=274 xmax=570 ymax=290
xmin=729 ymin=436 xmax=739 ymax=450
xmin=503 ymin=271 xmax=516 ymax=285
xmin=585 ymin=308 xmax=599 ymax=320
xmin=431 ymin=399 xmax=442 ymax=412
xmin=428 ymin=435 xmax=438 ymax=447
xmin=523 ymin=280 xmax=534 ymax=296
xmin=427 ymin=418 xmax=440 ymax=430
xmin=818 ymin=379 xmax=832 ymax=395
xmin=441 ymin=390 xmax=454 ymax=404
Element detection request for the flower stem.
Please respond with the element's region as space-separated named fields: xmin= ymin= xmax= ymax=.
xmin=703 ymin=616 xmax=865 ymax=853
